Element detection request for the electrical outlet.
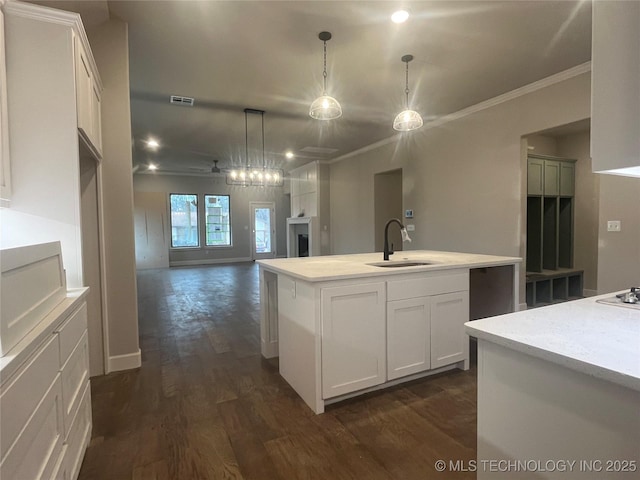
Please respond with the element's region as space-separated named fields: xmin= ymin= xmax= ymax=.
xmin=607 ymin=220 xmax=621 ymax=232
xmin=406 ymin=224 xmax=415 ymax=231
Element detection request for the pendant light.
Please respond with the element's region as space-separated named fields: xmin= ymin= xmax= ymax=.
xmin=309 ymin=31 xmax=342 ymax=120
xmin=393 ymin=54 xmax=423 ymax=132
xmin=227 ymin=109 xmax=283 ymax=187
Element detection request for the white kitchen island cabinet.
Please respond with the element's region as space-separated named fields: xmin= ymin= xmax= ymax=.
xmin=259 ymin=250 xmax=521 ymax=413
xmin=387 ymin=296 xmax=431 ymax=380
xmin=321 ymin=282 xmax=387 ymax=398
xmin=466 ymin=293 xmax=640 ymax=479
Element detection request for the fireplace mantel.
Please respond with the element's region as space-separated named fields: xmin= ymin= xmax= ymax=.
xmin=286 ymin=216 xmax=320 ymax=257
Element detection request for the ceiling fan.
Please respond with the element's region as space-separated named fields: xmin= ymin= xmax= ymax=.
xmin=211 ymin=159 xmax=221 ymax=174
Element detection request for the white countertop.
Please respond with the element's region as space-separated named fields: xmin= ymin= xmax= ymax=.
xmin=257 ymin=250 xmax=521 ymax=282
xmin=0 ymin=288 xmax=89 ymax=384
xmin=465 ymin=292 xmax=640 ymax=392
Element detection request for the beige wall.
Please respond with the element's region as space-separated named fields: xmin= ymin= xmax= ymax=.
xmin=374 ymin=169 xmax=403 ymax=252
xmin=330 ymin=71 xmax=593 ymax=305
xmin=557 ymin=131 xmax=600 ymax=293
xmin=88 ymin=19 xmax=140 ymax=364
xmin=597 ymin=175 xmax=640 ymax=292
xmin=133 ymin=174 xmax=290 ymax=264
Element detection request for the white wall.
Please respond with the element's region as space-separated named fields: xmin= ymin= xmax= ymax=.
xmin=133 ymin=173 xmax=290 ymax=265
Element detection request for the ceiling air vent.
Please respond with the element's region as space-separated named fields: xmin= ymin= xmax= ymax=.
xmin=170 ymin=95 xmax=194 ymax=106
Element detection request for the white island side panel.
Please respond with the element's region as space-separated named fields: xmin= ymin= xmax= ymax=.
xmin=477 ymin=339 xmax=640 ymax=480
xmin=277 ymin=275 xmax=323 ymax=413
xmin=466 ymin=292 xmax=640 ymax=391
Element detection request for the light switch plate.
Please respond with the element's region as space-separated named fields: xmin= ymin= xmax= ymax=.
xmin=607 ymin=220 xmax=621 ymax=232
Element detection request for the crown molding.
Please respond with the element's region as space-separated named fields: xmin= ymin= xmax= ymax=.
xmin=3 ymin=0 xmax=79 ymax=27
xmin=331 ymin=61 xmax=592 ymax=165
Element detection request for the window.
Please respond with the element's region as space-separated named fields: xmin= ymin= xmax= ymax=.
xmin=205 ymin=195 xmax=231 ymax=246
xmin=170 ymin=194 xmax=199 ymax=248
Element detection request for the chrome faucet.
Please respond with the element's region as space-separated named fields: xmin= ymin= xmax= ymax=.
xmin=383 ymin=218 xmax=411 ymax=260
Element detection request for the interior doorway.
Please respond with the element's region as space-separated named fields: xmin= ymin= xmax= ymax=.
xmin=250 ymin=202 xmax=276 ymax=260
xmin=80 ymin=154 xmax=106 ymax=376
xmin=374 ymin=169 xmax=403 ymax=252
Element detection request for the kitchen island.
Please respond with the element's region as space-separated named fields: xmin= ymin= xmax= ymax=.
xmin=465 ymin=293 xmax=640 ymax=479
xmin=258 ymin=250 xmax=521 ymax=413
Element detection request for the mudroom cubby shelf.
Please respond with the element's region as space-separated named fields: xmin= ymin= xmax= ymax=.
xmin=526 ymin=269 xmax=584 ymax=308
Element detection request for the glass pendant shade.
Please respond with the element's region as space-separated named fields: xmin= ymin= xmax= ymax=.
xmin=394 ymin=54 xmax=423 ymax=132
xmin=309 ymin=95 xmax=342 ymax=120
xmin=310 ymin=32 xmax=341 ymax=121
xmin=393 ymin=109 xmax=423 ymax=131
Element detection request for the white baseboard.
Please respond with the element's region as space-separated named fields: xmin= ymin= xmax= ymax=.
xmin=169 ymin=256 xmax=252 ymax=267
xmin=108 ymin=349 xmax=141 ymax=373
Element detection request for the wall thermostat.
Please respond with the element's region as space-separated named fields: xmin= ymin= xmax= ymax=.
xmin=405 ymin=209 xmax=414 ymax=219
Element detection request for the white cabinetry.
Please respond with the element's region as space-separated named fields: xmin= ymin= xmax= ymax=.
xmin=3 ymin=2 xmax=104 ymax=289
xmin=274 ymin=269 xmax=471 ymax=412
xmin=387 ymin=270 xmax=470 ymax=379
xmin=591 ymin=0 xmax=640 ymax=176
xmin=430 ymin=291 xmax=469 ymax=369
xmin=288 ymin=161 xmax=330 ymax=256
xmin=1 ymin=243 xmax=91 ymax=480
xmin=75 ymin=35 xmax=102 ymax=157
xmin=321 ymin=282 xmax=386 ymax=398
xmin=0 ymin=8 xmax=11 ymax=205
xmin=387 ymin=297 xmax=430 ymax=380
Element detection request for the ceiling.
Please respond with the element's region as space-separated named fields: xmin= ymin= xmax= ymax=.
xmin=35 ymin=0 xmax=593 ymax=176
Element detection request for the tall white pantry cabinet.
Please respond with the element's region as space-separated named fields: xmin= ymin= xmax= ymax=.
xmin=2 ymin=0 xmax=103 ymax=287
xmin=1 ymin=2 xmax=103 ymax=478
xmin=2 ymin=0 xmax=108 ymax=380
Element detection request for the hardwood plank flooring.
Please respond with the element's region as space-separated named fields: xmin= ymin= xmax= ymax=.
xmin=79 ymin=263 xmax=478 ymax=479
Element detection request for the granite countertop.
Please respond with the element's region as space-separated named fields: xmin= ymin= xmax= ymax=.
xmin=257 ymin=250 xmax=522 ymax=282
xmin=465 ymin=292 xmax=640 ymax=392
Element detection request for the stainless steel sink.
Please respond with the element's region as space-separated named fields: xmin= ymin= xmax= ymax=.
xmin=367 ymin=261 xmax=435 ymax=268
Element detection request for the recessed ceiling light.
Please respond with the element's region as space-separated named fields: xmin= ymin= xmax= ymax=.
xmin=148 ymin=163 xmax=158 ymax=171
xmin=285 ymin=151 xmax=294 ymax=159
xmin=391 ymin=10 xmax=409 ymax=24
xmin=146 ymin=138 xmax=160 ymax=149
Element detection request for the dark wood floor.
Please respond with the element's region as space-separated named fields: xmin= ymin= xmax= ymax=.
xmin=78 ymin=263 xmax=478 ymax=480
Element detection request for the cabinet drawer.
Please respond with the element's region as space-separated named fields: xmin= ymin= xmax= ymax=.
xmin=0 ymin=335 xmax=60 ymax=461
xmin=387 ymin=271 xmax=469 ymax=301
xmin=49 ymin=444 xmax=69 ymax=480
xmin=60 ymin=331 xmax=89 ymax=440
xmin=55 ymin=303 xmax=87 ymax=368
xmin=65 ymin=381 xmax=91 ymax=480
xmin=0 ymin=374 xmax=64 ymax=480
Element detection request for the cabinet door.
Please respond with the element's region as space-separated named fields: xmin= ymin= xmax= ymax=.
xmin=91 ymin=82 xmax=102 ymax=155
xmin=0 ymin=9 xmax=11 ymax=203
xmin=387 ymin=297 xmax=430 ymax=380
xmin=527 ymin=158 xmax=544 ymax=196
xmin=321 ymin=282 xmax=386 ymax=399
xmin=559 ymin=162 xmax=574 ymax=196
xmin=75 ymin=38 xmax=92 ymax=143
xmin=543 ymin=160 xmax=560 ymax=196
xmin=431 ymin=291 xmax=469 ymax=369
